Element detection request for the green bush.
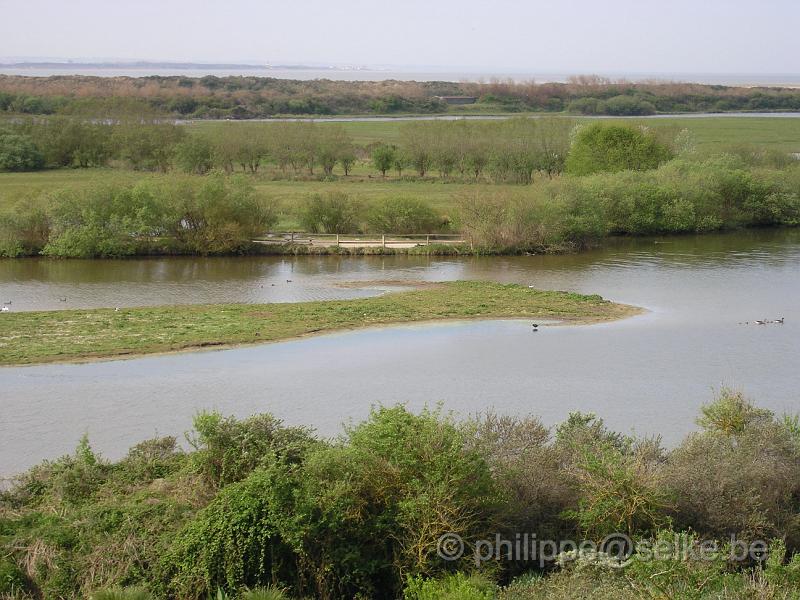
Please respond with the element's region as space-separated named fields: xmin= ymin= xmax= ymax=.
xmin=366 ymin=197 xmax=442 ymax=233
xmin=404 ymin=572 xmax=497 ymax=600
xmin=298 ymin=191 xmax=361 ymax=233
xmin=0 ymin=132 xmax=45 ymax=171
xmin=566 ymin=123 xmax=673 ymax=175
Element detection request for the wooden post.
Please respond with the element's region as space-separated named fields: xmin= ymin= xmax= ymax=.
xmin=290 ymin=231 xmax=294 ymax=242
xmin=336 ymin=234 xmax=340 ymax=247
xmin=382 ymin=234 xmax=386 ymax=248
xmin=426 ymin=234 xmax=430 ymax=246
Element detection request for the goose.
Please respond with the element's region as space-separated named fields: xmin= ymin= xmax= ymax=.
xmin=755 ymin=319 xmax=767 ymax=325
xmin=286 ymin=279 xmax=293 ymax=283
xmin=1 ymin=306 xmax=9 ymax=312
xmin=531 ymin=323 xmax=539 ymax=331
xmin=776 ymin=317 xmax=785 ymax=324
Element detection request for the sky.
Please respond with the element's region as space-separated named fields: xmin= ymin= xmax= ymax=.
xmin=0 ymin=0 xmax=798 ymax=74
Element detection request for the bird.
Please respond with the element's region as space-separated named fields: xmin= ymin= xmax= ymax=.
xmin=59 ymin=297 xmax=67 ymax=302
xmin=3 ymin=301 xmax=10 ymax=305
xmin=286 ymin=279 xmax=292 ymax=283
xmin=114 ymin=307 xmax=120 ymax=312
xmin=1 ymin=306 xmax=9 ymax=312
xmin=776 ymin=317 xmax=785 ymax=324
xmin=531 ymin=323 xmax=539 ymax=331
xmin=755 ymin=319 xmax=767 ymax=325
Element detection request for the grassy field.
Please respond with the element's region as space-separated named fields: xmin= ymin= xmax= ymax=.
xmin=190 ymin=116 xmax=800 ymax=149
xmin=0 ymin=281 xmax=637 ymax=365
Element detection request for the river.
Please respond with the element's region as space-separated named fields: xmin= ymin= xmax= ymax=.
xmin=1 ymin=229 xmax=799 ymax=476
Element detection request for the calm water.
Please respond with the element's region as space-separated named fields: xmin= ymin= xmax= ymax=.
xmin=2 ymin=229 xmax=800 ymax=475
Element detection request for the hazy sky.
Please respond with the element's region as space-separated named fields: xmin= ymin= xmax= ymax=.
xmin=1 ymin=0 xmax=798 ymax=73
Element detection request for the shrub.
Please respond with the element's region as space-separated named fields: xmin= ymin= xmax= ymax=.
xmin=299 ymin=191 xmax=361 ymax=233
xmin=663 ymin=391 xmax=800 ymax=549
xmin=0 ymin=133 xmax=44 ymax=171
xmin=188 ymin=412 xmax=317 ymax=487
xmin=566 ymin=124 xmax=673 ymax=175
xmin=404 ymin=572 xmax=497 ymax=600
xmin=366 ymin=197 xmax=442 ymax=233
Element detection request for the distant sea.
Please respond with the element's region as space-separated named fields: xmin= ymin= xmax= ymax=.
xmin=1 ymin=66 xmax=800 ymax=87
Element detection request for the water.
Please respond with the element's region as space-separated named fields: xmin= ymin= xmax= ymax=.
xmin=2 ymin=229 xmax=799 ymax=475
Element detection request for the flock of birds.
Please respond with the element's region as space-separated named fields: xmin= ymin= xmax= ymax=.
xmin=740 ymin=317 xmax=785 ymax=325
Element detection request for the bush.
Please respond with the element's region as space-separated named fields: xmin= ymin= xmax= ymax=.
xmin=404 ymin=572 xmax=497 ymax=600
xmin=663 ymin=390 xmax=800 ymax=548
xmin=0 ymin=133 xmax=44 ymax=171
xmin=299 ymin=191 xmax=361 ymax=233
xmin=366 ymin=197 xmax=442 ymax=233
xmin=566 ymin=124 xmax=673 ymax=175
xmin=188 ymin=412 xmax=317 ymax=487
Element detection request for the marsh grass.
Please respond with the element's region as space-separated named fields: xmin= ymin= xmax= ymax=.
xmin=0 ymin=281 xmax=637 ymax=365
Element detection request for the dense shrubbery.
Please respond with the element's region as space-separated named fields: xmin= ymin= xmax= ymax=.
xmin=1 ymin=391 xmax=799 ymax=599
xmin=0 ymin=174 xmax=278 ymax=257
xmin=458 ymin=156 xmax=800 ymax=251
xmin=3 ymin=75 xmax=800 ymax=117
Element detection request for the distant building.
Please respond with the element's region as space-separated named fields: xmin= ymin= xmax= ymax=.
xmin=433 ymin=96 xmax=477 ymax=105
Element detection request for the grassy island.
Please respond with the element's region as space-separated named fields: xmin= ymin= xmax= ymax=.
xmin=0 ymin=281 xmax=639 ymax=365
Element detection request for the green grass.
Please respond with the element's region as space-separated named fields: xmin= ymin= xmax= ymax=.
xmin=0 ymin=281 xmax=637 ymax=365
xmin=190 ymin=116 xmax=800 ymax=150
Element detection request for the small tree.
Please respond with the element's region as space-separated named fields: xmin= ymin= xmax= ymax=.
xmin=371 ymin=143 xmax=396 ymax=177
xmin=175 ymin=136 xmax=214 ymax=174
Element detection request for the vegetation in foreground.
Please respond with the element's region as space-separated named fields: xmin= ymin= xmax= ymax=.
xmin=1 ymin=390 xmax=799 ymax=599
xmin=0 ymin=281 xmax=634 ymax=365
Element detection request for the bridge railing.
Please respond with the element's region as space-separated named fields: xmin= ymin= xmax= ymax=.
xmin=254 ymin=232 xmax=467 ymax=248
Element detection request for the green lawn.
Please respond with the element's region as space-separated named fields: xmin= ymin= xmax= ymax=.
xmin=0 ymin=281 xmax=638 ymax=365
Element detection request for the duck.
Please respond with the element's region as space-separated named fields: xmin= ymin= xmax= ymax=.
xmin=755 ymin=320 xmax=767 ymax=325
xmin=775 ymin=317 xmax=785 ymax=324
xmin=1 ymin=306 xmax=9 ymax=312
xmin=531 ymin=323 xmax=539 ymax=331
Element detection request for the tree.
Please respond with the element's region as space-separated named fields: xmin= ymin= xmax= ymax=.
xmin=0 ymin=133 xmax=44 ymax=171
xmin=175 ymin=136 xmax=214 ymax=174
xmin=371 ymin=143 xmax=396 ymax=177
xmin=566 ymin=123 xmax=673 ymax=175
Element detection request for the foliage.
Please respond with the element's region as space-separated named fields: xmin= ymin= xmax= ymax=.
xmin=0 ymin=132 xmax=45 ymax=171
xmin=3 ymin=395 xmax=800 ymax=599
xmin=366 ymin=197 xmax=443 ymax=233
xmin=404 ymin=572 xmax=497 ymax=600
xmin=299 ymin=191 xmax=361 ymax=233
xmin=566 ymin=123 xmax=673 ymax=175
